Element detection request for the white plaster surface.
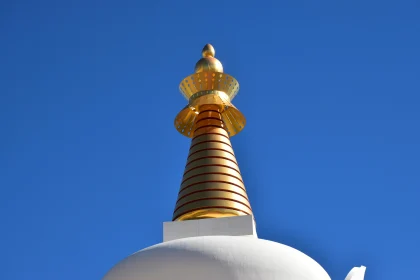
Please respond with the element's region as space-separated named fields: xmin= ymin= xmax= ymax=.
xmin=103 ymin=235 xmax=331 ymax=280
xmin=345 ymin=266 xmax=366 ymax=280
xmin=163 ymin=215 xmax=257 ymax=242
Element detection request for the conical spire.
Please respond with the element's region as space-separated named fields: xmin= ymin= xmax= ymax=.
xmin=173 ymin=44 xmax=252 ymax=221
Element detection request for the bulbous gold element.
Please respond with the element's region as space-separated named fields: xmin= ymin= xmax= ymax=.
xmin=202 ymin=44 xmax=215 ymax=57
xmin=194 ymin=57 xmax=223 ymax=73
xmin=194 ymin=43 xmax=224 ymax=73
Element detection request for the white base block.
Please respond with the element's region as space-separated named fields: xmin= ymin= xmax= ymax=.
xmin=163 ymin=215 xmax=257 ymax=242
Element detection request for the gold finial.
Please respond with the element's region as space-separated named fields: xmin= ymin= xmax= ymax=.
xmin=194 ymin=43 xmax=223 ymax=73
xmin=202 ymin=43 xmax=215 ymax=57
xmin=173 ymin=45 xmax=251 ymax=222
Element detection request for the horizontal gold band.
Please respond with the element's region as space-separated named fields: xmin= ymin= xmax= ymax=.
xmin=193 ymin=126 xmax=227 ymax=137
xmin=195 ymin=111 xmax=222 ymax=122
xmin=175 ymin=190 xmax=250 ymax=210
xmin=189 ymin=141 xmax=234 ymax=156
xmin=178 ymin=181 xmax=249 ymax=198
xmin=191 ymin=134 xmax=231 ymax=148
xmin=190 ymin=140 xmax=232 ymax=152
xmin=187 ymin=147 xmax=236 ymax=160
xmin=187 ymin=152 xmax=238 ymax=167
xmin=194 ymin=119 xmax=224 ymax=129
xmin=189 ymin=90 xmax=231 ymax=104
xmin=198 ymin=104 xmax=221 ymax=112
xmin=174 ymin=208 xmax=247 ymax=221
xmin=182 ymin=166 xmax=242 ymax=184
xmin=172 ymin=207 xmax=249 ymax=221
xmin=193 ymin=129 xmax=229 ymax=140
xmin=194 ymin=124 xmax=225 ymax=133
xmin=179 ymin=72 xmax=239 ymax=101
xmin=184 ymin=159 xmax=240 ymax=175
xmin=182 ymin=171 xmax=243 ymax=186
xmin=195 ymin=117 xmax=223 ymax=127
xmin=180 ymin=173 xmax=244 ymax=191
xmin=173 ymin=198 xmax=252 ymax=220
xmin=179 ymin=179 xmax=247 ymax=195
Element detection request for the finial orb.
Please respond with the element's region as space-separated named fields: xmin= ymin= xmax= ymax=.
xmin=202 ymin=44 xmax=215 ymax=57
xmin=195 ymin=43 xmax=223 ymax=73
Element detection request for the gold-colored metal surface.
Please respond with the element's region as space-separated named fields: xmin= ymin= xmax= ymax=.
xmin=195 ymin=58 xmax=224 ymax=73
xmin=182 ymin=167 xmax=242 ymax=185
xmin=172 ymin=45 xmax=253 ymax=221
xmin=178 ymin=181 xmax=249 ymax=198
xmin=184 ymin=158 xmax=239 ymax=174
xmin=202 ymin=43 xmax=215 ymax=57
xmin=186 ymin=149 xmax=239 ymax=166
xmin=179 ymin=74 xmax=239 ymax=101
xmin=192 ymin=132 xmax=230 ymax=142
xmin=173 ymin=199 xmax=252 ymax=221
xmin=188 ymin=141 xmax=235 ymax=156
xmin=179 ymin=180 xmax=247 ymax=198
xmin=174 ymin=92 xmax=246 ymax=137
xmin=175 ymin=44 xmax=244 ymax=138
xmin=189 ymin=138 xmax=232 ymax=150
xmin=195 ymin=44 xmax=224 ymax=73
xmin=180 ymin=173 xmax=245 ymax=191
xmin=174 ymin=208 xmax=248 ymax=221
xmin=176 ymin=190 xmax=250 ymax=210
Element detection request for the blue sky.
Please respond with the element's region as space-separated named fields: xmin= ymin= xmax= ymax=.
xmin=1 ymin=0 xmax=419 ymax=279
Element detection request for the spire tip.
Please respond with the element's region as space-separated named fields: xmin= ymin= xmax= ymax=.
xmin=195 ymin=43 xmax=223 ymax=73
xmin=202 ymin=44 xmax=215 ymax=57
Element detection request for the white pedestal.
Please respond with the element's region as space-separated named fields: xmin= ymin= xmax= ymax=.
xmin=163 ymin=215 xmax=257 ymax=242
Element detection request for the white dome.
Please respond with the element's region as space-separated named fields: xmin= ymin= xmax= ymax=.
xmin=103 ymin=236 xmax=331 ymax=280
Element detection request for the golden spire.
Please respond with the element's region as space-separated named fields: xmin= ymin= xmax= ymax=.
xmin=173 ymin=44 xmax=251 ymax=221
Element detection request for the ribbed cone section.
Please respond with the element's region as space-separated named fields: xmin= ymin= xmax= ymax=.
xmin=173 ymin=104 xmax=253 ymax=221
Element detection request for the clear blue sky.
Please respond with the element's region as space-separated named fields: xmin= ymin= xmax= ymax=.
xmin=1 ymin=1 xmax=419 ymax=279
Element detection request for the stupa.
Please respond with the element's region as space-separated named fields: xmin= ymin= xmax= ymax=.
xmin=102 ymin=44 xmax=366 ymax=280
